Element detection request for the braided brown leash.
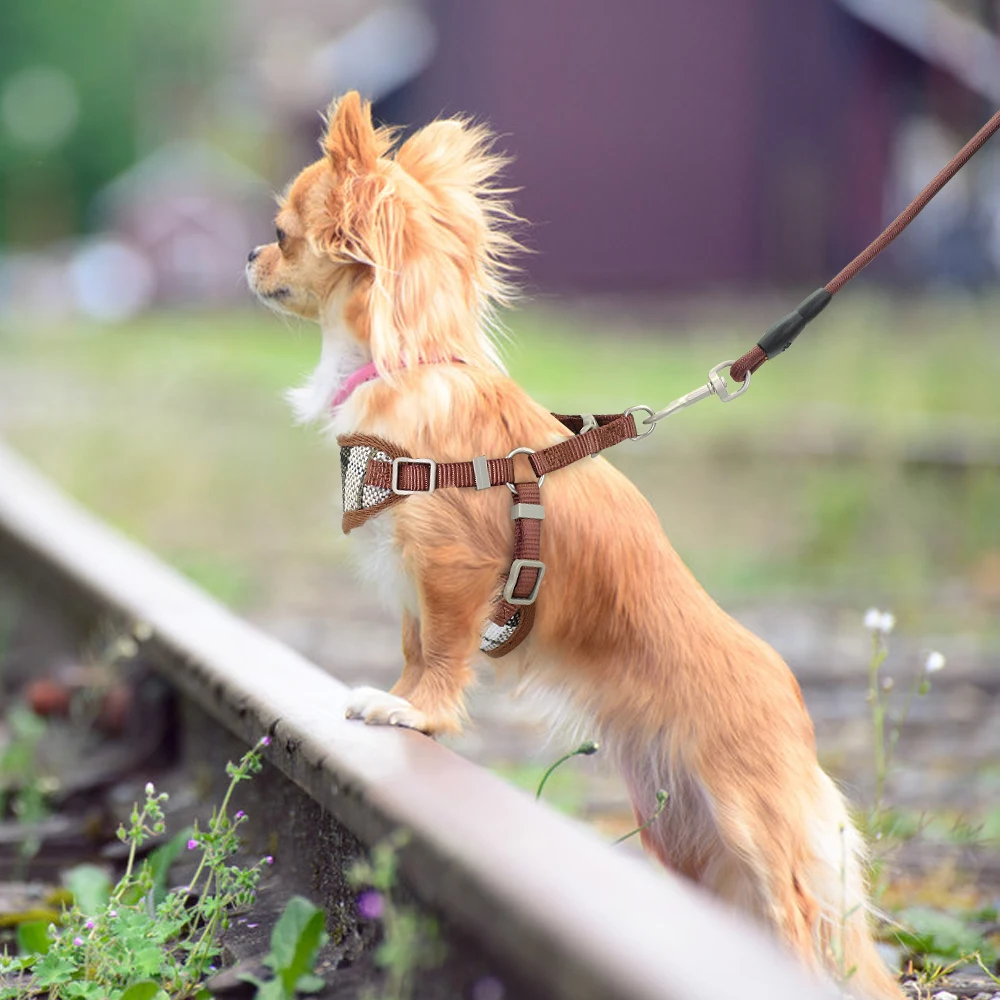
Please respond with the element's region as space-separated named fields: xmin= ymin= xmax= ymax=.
xmin=729 ymin=106 xmax=1000 ymax=386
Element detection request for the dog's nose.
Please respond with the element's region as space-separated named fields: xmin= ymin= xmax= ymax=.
xmin=247 ymin=247 xmax=261 ymax=263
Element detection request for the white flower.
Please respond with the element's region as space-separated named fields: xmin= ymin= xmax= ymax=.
xmin=145 ymin=782 xmax=155 ymax=797
xmin=863 ymin=608 xmax=896 ymax=635
xmin=116 ymin=636 xmax=139 ymax=659
xmin=924 ymin=651 xmax=945 ymax=674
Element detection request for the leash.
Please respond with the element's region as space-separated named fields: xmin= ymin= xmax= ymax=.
xmin=633 ymin=105 xmax=1000 ymax=432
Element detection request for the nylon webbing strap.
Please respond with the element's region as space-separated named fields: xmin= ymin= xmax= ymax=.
xmin=366 ymin=457 xmax=515 ymax=492
xmin=496 ymin=481 xmax=542 ymax=614
xmin=364 ymin=413 xmax=637 ymax=493
xmin=530 ymin=414 xmax=637 ymax=476
xmin=483 ymin=482 xmax=542 ymax=658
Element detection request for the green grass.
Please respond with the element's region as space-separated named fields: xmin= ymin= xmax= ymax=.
xmin=0 ymin=294 xmax=998 ymax=619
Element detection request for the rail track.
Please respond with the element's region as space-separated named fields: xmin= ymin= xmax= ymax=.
xmin=0 ymin=442 xmax=834 ymax=1000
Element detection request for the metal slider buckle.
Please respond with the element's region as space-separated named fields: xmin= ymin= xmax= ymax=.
xmin=472 ymin=455 xmax=490 ymax=491
xmin=391 ymin=457 xmax=436 ymax=495
xmin=503 ymin=558 xmax=546 ymax=605
xmin=510 ymin=503 xmax=544 ymax=520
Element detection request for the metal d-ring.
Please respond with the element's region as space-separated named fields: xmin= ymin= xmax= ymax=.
xmin=506 ymin=447 xmax=546 ymax=493
xmin=624 ymin=405 xmax=656 ymax=439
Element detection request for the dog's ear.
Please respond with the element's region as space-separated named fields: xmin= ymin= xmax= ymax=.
xmin=323 ymin=92 xmax=382 ymax=171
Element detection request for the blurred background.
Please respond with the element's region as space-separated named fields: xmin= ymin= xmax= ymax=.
xmin=1 ymin=1 xmax=999 ymax=848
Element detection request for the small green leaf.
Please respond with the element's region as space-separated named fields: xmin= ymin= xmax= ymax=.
xmin=65 ymin=864 xmax=112 ymax=915
xmin=268 ymin=896 xmax=328 ymax=993
xmin=16 ymin=919 xmax=51 ymax=956
xmin=120 ymin=983 xmax=169 ymax=1000
xmin=253 ymin=980 xmax=285 ymax=1000
xmin=133 ymin=946 xmax=166 ymax=977
xmin=895 ymin=906 xmax=990 ymax=961
xmin=34 ymin=953 xmax=76 ymax=986
xmin=65 ymin=983 xmax=106 ymax=999
xmin=296 ymin=972 xmax=326 ymax=993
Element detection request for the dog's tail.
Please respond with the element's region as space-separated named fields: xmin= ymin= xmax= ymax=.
xmin=618 ymin=739 xmax=902 ymax=999
xmin=801 ymin=768 xmax=904 ymax=1000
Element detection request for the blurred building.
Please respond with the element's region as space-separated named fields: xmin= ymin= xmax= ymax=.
xmin=382 ymin=0 xmax=1000 ymax=292
xmin=94 ymin=142 xmax=272 ymax=307
xmin=3 ymin=0 xmax=998 ymax=315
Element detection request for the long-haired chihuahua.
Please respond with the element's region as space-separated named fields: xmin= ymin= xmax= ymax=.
xmin=247 ymin=92 xmax=901 ymax=999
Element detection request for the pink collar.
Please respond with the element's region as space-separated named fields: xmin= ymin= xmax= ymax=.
xmin=331 ymin=357 xmax=462 ymax=410
xmin=331 ymin=361 xmax=380 ymax=410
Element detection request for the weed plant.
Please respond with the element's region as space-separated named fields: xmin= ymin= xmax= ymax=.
xmin=859 ymin=609 xmax=999 ymax=987
xmin=1 ymin=737 xmax=276 ymax=999
xmin=346 ymin=831 xmax=444 ymax=1000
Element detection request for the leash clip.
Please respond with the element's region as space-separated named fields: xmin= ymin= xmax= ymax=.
xmin=639 ymin=361 xmax=751 ymax=431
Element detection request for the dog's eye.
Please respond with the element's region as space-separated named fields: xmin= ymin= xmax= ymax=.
xmin=276 ymin=227 xmax=287 ymax=247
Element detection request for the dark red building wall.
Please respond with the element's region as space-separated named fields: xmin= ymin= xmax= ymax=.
xmin=392 ymin=0 xmax=892 ymax=292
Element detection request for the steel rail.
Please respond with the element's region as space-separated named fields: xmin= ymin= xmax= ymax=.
xmin=0 ymin=442 xmax=834 ymax=1000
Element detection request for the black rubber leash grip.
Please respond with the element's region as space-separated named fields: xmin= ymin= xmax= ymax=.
xmin=757 ymin=288 xmax=832 ymax=360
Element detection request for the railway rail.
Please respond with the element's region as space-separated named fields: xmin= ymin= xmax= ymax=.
xmin=0 ymin=442 xmax=834 ymax=1000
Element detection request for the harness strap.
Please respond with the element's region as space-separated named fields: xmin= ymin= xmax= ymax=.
xmin=364 ymin=412 xmax=637 ymax=493
xmin=366 ymin=456 xmax=515 ymax=492
xmin=339 ymin=410 xmax=637 ymax=658
xmin=482 ymin=482 xmax=543 ymax=659
xmin=531 ymin=413 xmax=637 ymax=476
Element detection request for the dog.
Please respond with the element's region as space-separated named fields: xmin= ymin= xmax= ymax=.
xmin=247 ymin=91 xmax=902 ymax=999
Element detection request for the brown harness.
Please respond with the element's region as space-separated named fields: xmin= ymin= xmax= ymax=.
xmin=332 ymin=105 xmax=1000 ymax=659
xmin=337 ymin=411 xmax=638 ymax=657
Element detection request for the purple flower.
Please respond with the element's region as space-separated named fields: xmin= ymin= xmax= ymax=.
xmin=84 ymin=919 xmax=95 ymax=930
xmin=234 ymin=810 xmax=245 ymax=821
xmin=263 ymin=855 xmax=274 ymax=866
xmin=472 ymin=977 xmax=505 ymax=1000
xmin=108 ymin=909 xmax=118 ymax=918
xmin=260 ymin=736 xmax=271 ymax=747
xmin=73 ymin=936 xmax=84 ymax=947
xmin=187 ymin=839 xmax=199 ymax=850
xmin=357 ymin=890 xmax=384 ymax=920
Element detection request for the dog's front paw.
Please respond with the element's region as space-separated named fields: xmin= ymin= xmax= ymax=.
xmin=345 ymin=686 xmax=430 ymax=732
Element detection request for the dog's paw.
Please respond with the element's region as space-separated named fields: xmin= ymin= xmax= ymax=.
xmin=345 ymin=686 xmax=430 ymax=732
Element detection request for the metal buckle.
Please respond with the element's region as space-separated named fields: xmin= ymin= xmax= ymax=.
xmin=391 ymin=457 xmax=436 ymax=495
xmin=503 ymin=559 xmax=546 ymax=605
xmin=510 ymin=503 xmax=544 ymax=520
xmin=624 ymin=405 xmax=656 ymax=439
xmin=472 ymin=455 xmax=490 ymax=491
xmin=505 ymin=447 xmax=546 ymax=494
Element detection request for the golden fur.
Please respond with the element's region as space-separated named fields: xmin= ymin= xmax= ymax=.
xmin=247 ymin=92 xmax=902 ymax=999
